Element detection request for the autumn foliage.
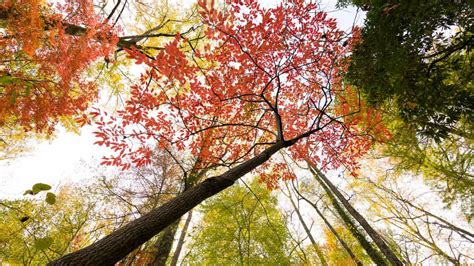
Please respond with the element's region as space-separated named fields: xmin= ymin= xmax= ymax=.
xmin=93 ymin=0 xmax=383 ymax=188
xmin=0 ymin=0 xmax=117 ymax=133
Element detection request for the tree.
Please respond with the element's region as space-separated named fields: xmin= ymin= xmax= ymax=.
xmin=0 ymin=0 xmax=198 ymax=158
xmin=345 ymin=0 xmax=473 ymax=141
xmin=320 ymin=225 xmax=369 ymax=266
xmin=287 ymin=180 xmax=366 ymax=266
xmin=283 ymin=182 xmax=328 ymax=266
xmin=0 ymin=0 xmax=118 ymax=134
xmin=89 ymin=150 xmax=185 ymax=265
xmin=309 ymin=163 xmax=403 ymax=265
xmin=51 ymin=0 xmax=378 ymax=264
xmin=170 ymin=210 xmax=193 ymax=266
xmin=182 ymin=178 xmax=291 ymax=265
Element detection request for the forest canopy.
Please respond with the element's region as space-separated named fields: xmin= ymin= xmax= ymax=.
xmin=0 ymin=0 xmax=472 ymax=265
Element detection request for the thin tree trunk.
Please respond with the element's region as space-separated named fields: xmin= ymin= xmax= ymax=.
xmin=152 ymin=221 xmax=179 ymax=266
xmin=310 ymin=167 xmax=386 ymax=265
xmin=291 ymin=182 xmax=363 ymax=266
xmin=50 ymin=141 xmax=289 ymax=265
xmin=284 ymin=182 xmax=328 ymax=266
xmin=309 ymin=163 xmax=403 ymax=266
xmin=170 ymin=211 xmax=193 ymax=266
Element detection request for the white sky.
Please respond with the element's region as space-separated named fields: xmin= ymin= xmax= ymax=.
xmin=0 ymin=1 xmax=364 ymax=198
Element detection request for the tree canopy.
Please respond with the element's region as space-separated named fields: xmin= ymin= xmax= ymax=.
xmin=184 ymin=178 xmax=292 ymax=265
xmin=346 ymin=0 xmax=473 ymax=141
xmin=0 ymin=0 xmax=472 ymax=265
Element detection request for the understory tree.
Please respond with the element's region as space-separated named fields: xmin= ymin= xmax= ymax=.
xmin=183 ymin=178 xmax=291 ymax=265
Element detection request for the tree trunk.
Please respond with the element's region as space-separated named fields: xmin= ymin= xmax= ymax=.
xmin=50 ymin=141 xmax=288 ymax=265
xmin=310 ymin=168 xmax=386 ymax=265
xmin=291 ymin=182 xmax=363 ymax=266
xmin=309 ymin=164 xmax=403 ymax=266
xmin=284 ymin=182 xmax=328 ymax=266
xmin=170 ymin=211 xmax=193 ymax=266
xmin=152 ymin=221 xmax=179 ymax=266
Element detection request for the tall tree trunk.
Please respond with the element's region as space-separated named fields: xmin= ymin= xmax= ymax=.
xmin=310 ymin=167 xmax=386 ymax=265
xmin=284 ymin=183 xmax=328 ymax=266
xmin=291 ymin=182 xmax=363 ymax=266
xmin=152 ymin=221 xmax=179 ymax=266
xmin=309 ymin=163 xmax=403 ymax=266
xmin=50 ymin=141 xmax=289 ymax=265
xmin=170 ymin=211 xmax=193 ymax=266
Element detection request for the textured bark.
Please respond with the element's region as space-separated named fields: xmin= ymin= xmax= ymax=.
xmin=285 ymin=183 xmax=327 ymax=266
xmin=152 ymin=221 xmax=179 ymax=266
xmin=310 ymin=164 xmax=404 ymax=266
xmin=50 ymin=141 xmax=288 ymax=265
xmin=170 ymin=211 xmax=193 ymax=266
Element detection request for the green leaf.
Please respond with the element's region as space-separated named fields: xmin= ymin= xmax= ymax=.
xmin=34 ymin=237 xmax=53 ymax=250
xmin=31 ymin=183 xmax=52 ymax=195
xmin=0 ymin=75 xmax=20 ymax=85
xmin=45 ymin=192 xmax=56 ymax=205
xmin=23 ymin=190 xmax=34 ymax=196
xmin=25 ymin=83 xmax=32 ymax=95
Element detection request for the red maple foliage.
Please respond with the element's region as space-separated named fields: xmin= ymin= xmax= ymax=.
xmin=93 ymin=0 xmax=388 ymax=187
xmin=0 ymin=0 xmax=117 ymax=133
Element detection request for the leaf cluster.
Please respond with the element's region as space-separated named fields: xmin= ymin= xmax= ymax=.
xmin=347 ymin=0 xmax=473 ymax=141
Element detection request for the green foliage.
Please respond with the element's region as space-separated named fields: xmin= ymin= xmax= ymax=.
xmin=183 ymin=178 xmax=292 ymax=265
xmin=23 ymin=183 xmax=57 ymax=205
xmin=0 ymin=74 xmax=21 ymax=85
xmin=345 ymin=0 xmax=474 ymax=221
xmin=34 ymin=237 xmax=54 ymax=250
xmin=380 ymin=111 xmax=473 ymax=219
xmin=0 ymin=186 xmax=97 ymax=265
xmin=31 ymin=183 xmax=52 ymax=194
xmin=347 ymin=0 xmax=473 ymax=141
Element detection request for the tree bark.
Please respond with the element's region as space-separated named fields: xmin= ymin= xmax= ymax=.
xmin=170 ymin=211 xmax=193 ymax=266
xmin=309 ymin=164 xmax=403 ymax=266
xmin=310 ymin=167 xmax=386 ymax=265
xmin=152 ymin=221 xmax=179 ymax=266
xmin=50 ymin=141 xmax=289 ymax=265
